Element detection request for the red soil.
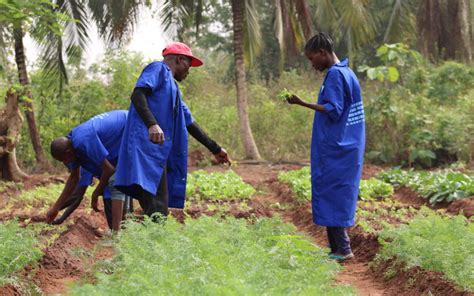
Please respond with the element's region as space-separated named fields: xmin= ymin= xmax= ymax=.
xmin=2 ymin=164 xmax=474 ymax=295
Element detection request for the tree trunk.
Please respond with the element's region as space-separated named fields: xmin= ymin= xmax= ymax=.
xmin=295 ymin=0 xmax=314 ymax=39
xmin=231 ymin=0 xmax=261 ymax=160
xmin=456 ymin=0 xmax=472 ymax=63
xmin=13 ymin=25 xmax=49 ymax=169
xmin=280 ymin=0 xmax=300 ymax=66
xmin=0 ymin=89 xmax=28 ymax=181
xmin=417 ymin=0 xmax=472 ymax=63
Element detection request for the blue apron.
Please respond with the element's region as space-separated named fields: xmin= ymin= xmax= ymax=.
xmin=115 ymin=61 xmax=193 ymax=209
xmin=68 ymin=110 xmax=128 ymax=199
xmin=311 ymin=59 xmax=365 ymax=227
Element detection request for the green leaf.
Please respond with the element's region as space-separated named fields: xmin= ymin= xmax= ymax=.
xmin=387 ymin=67 xmax=400 ymax=82
xmin=376 ymin=45 xmax=388 ymax=56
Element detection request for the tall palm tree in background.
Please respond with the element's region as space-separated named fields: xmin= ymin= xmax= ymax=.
xmin=231 ymin=0 xmax=261 ymax=160
xmin=161 ymin=0 xmax=263 ymax=159
xmin=0 ymin=0 xmax=147 ymax=169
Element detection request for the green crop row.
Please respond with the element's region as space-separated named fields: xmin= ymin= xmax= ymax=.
xmin=70 ymin=216 xmax=354 ymax=295
xmin=0 ymin=221 xmax=43 ymax=286
xmin=278 ymin=167 xmax=393 ymax=202
xmin=377 ymin=169 xmax=474 ymax=205
xmin=186 ymin=170 xmax=256 ymax=201
xmin=378 ymin=213 xmax=474 ymax=291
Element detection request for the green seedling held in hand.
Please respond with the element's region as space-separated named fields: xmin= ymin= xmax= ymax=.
xmin=277 ymin=88 xmax=292 ymax=101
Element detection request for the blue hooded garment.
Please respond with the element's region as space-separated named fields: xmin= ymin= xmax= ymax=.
xmin=114 ymin=61 xmax=194 ymax=209
xmin=311 ymin=59 xmax=366 ymax=227
xmin=67 ymin=110 xmax=128 ymax=198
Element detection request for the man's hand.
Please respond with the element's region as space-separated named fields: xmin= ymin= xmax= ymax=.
xmin=214 ymin=148 xmax=231 ymax=165
xmin=46 ymin=206 xmax=59 ymax=224
xmin=91 ymin=188 xmax=103 ymax=212
xmin=287 ymin=94 xmax=304 ymax=105
xmin=149 ymin=124 xmax=165 ymax=145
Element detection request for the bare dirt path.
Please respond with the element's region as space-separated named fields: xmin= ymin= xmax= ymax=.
xmin=33 ymin=208 xmax=112 ymax=294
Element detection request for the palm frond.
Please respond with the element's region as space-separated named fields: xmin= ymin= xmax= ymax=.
xmin=336 ymin=0 xmax=376 ymax=50
xmin=88 ymin=0 xmax=146 ymax=46
xmin=32 ymin=0 xmax=92 ymax=92
xmin=383 ymin=0 xmax=416 ymax=43
xmin=314 ymin=0 xmax=339 ymax=34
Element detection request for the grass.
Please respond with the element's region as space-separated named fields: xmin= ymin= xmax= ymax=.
xmin=378 ymin=212 xmax=474 ymax=291
xmin=70 ymin=216 xmax=354 ymax=295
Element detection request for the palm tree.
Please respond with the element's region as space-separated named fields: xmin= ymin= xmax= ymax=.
xmin=161 ymin=0 xmax=263 ymax=159
xmin=1 ymin=0 xmax=147 ymax=169
xmin=231 ymin=0 xmax=261 ymax=160
xmin=0 ymin=0 xmax=64 ymax=169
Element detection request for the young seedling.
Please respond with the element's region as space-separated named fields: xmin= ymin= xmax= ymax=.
xmin=277 ymin=88 xmax=292 ymax=101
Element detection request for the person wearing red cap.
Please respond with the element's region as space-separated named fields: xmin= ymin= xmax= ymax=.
xmin=114 ymin=42 xmax=231 ymax=219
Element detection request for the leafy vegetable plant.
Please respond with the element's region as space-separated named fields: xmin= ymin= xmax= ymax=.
xmin=279 ymin=167 xmax=394 ymax=202
xmin=377 ymin=169 xmax=474 ymax=205
xmin=186 ymin=170 xmax=256 ymax=200
xmin=277 ymin=88 xmax=292 ymax=100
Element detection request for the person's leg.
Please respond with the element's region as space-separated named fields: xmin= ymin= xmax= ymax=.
xmin=326 ymin=227 xmax=338 ymax=254
xmin=111 ymin=199 xmax=124 ymax=231
xmin=122 ymin=196 xmax=132 ymax=217
xmin=109 ymin=173 xmax=125 ymax=232
xmin=139 ymin=169 xmax=168 ymax=221
xmin=332 ymin=227 xmax=352 ymax=256
xmin=154 ymin=168 xmax=169 ymax=217
xmin=103 ymin=198 xmax=113 ymax=230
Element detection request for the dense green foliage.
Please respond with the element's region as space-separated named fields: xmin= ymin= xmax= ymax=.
xmin=378 ymin=213 xmax=474 ymax=291
xmin=70 ymin=216 xmax=354 ymax=295
xmin=278 ymin=167 xmax=394 ymax=202
xmin=363 ymin=46 xmax=474 ymax=167
xmin=0 ymin=221 xmax=42 ymax=285
xmin=7 ymin=45 xmax=473 ymax=168
xmin=377 ymin=169 xmax=474 ymax=205
xmin=186 ymin=170 xmax=256 ymax=200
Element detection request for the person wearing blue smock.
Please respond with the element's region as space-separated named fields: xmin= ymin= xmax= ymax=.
xmin=115 ymin=42 xmax=231 ymax=219
xmin=287 ymin=33 xmax=365 ymax=262
xmin=45 ymin=110 xmax=129 ymax=232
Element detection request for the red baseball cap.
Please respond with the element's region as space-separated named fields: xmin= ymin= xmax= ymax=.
xmin=162 ymin=42 xmax=203 ymax=67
